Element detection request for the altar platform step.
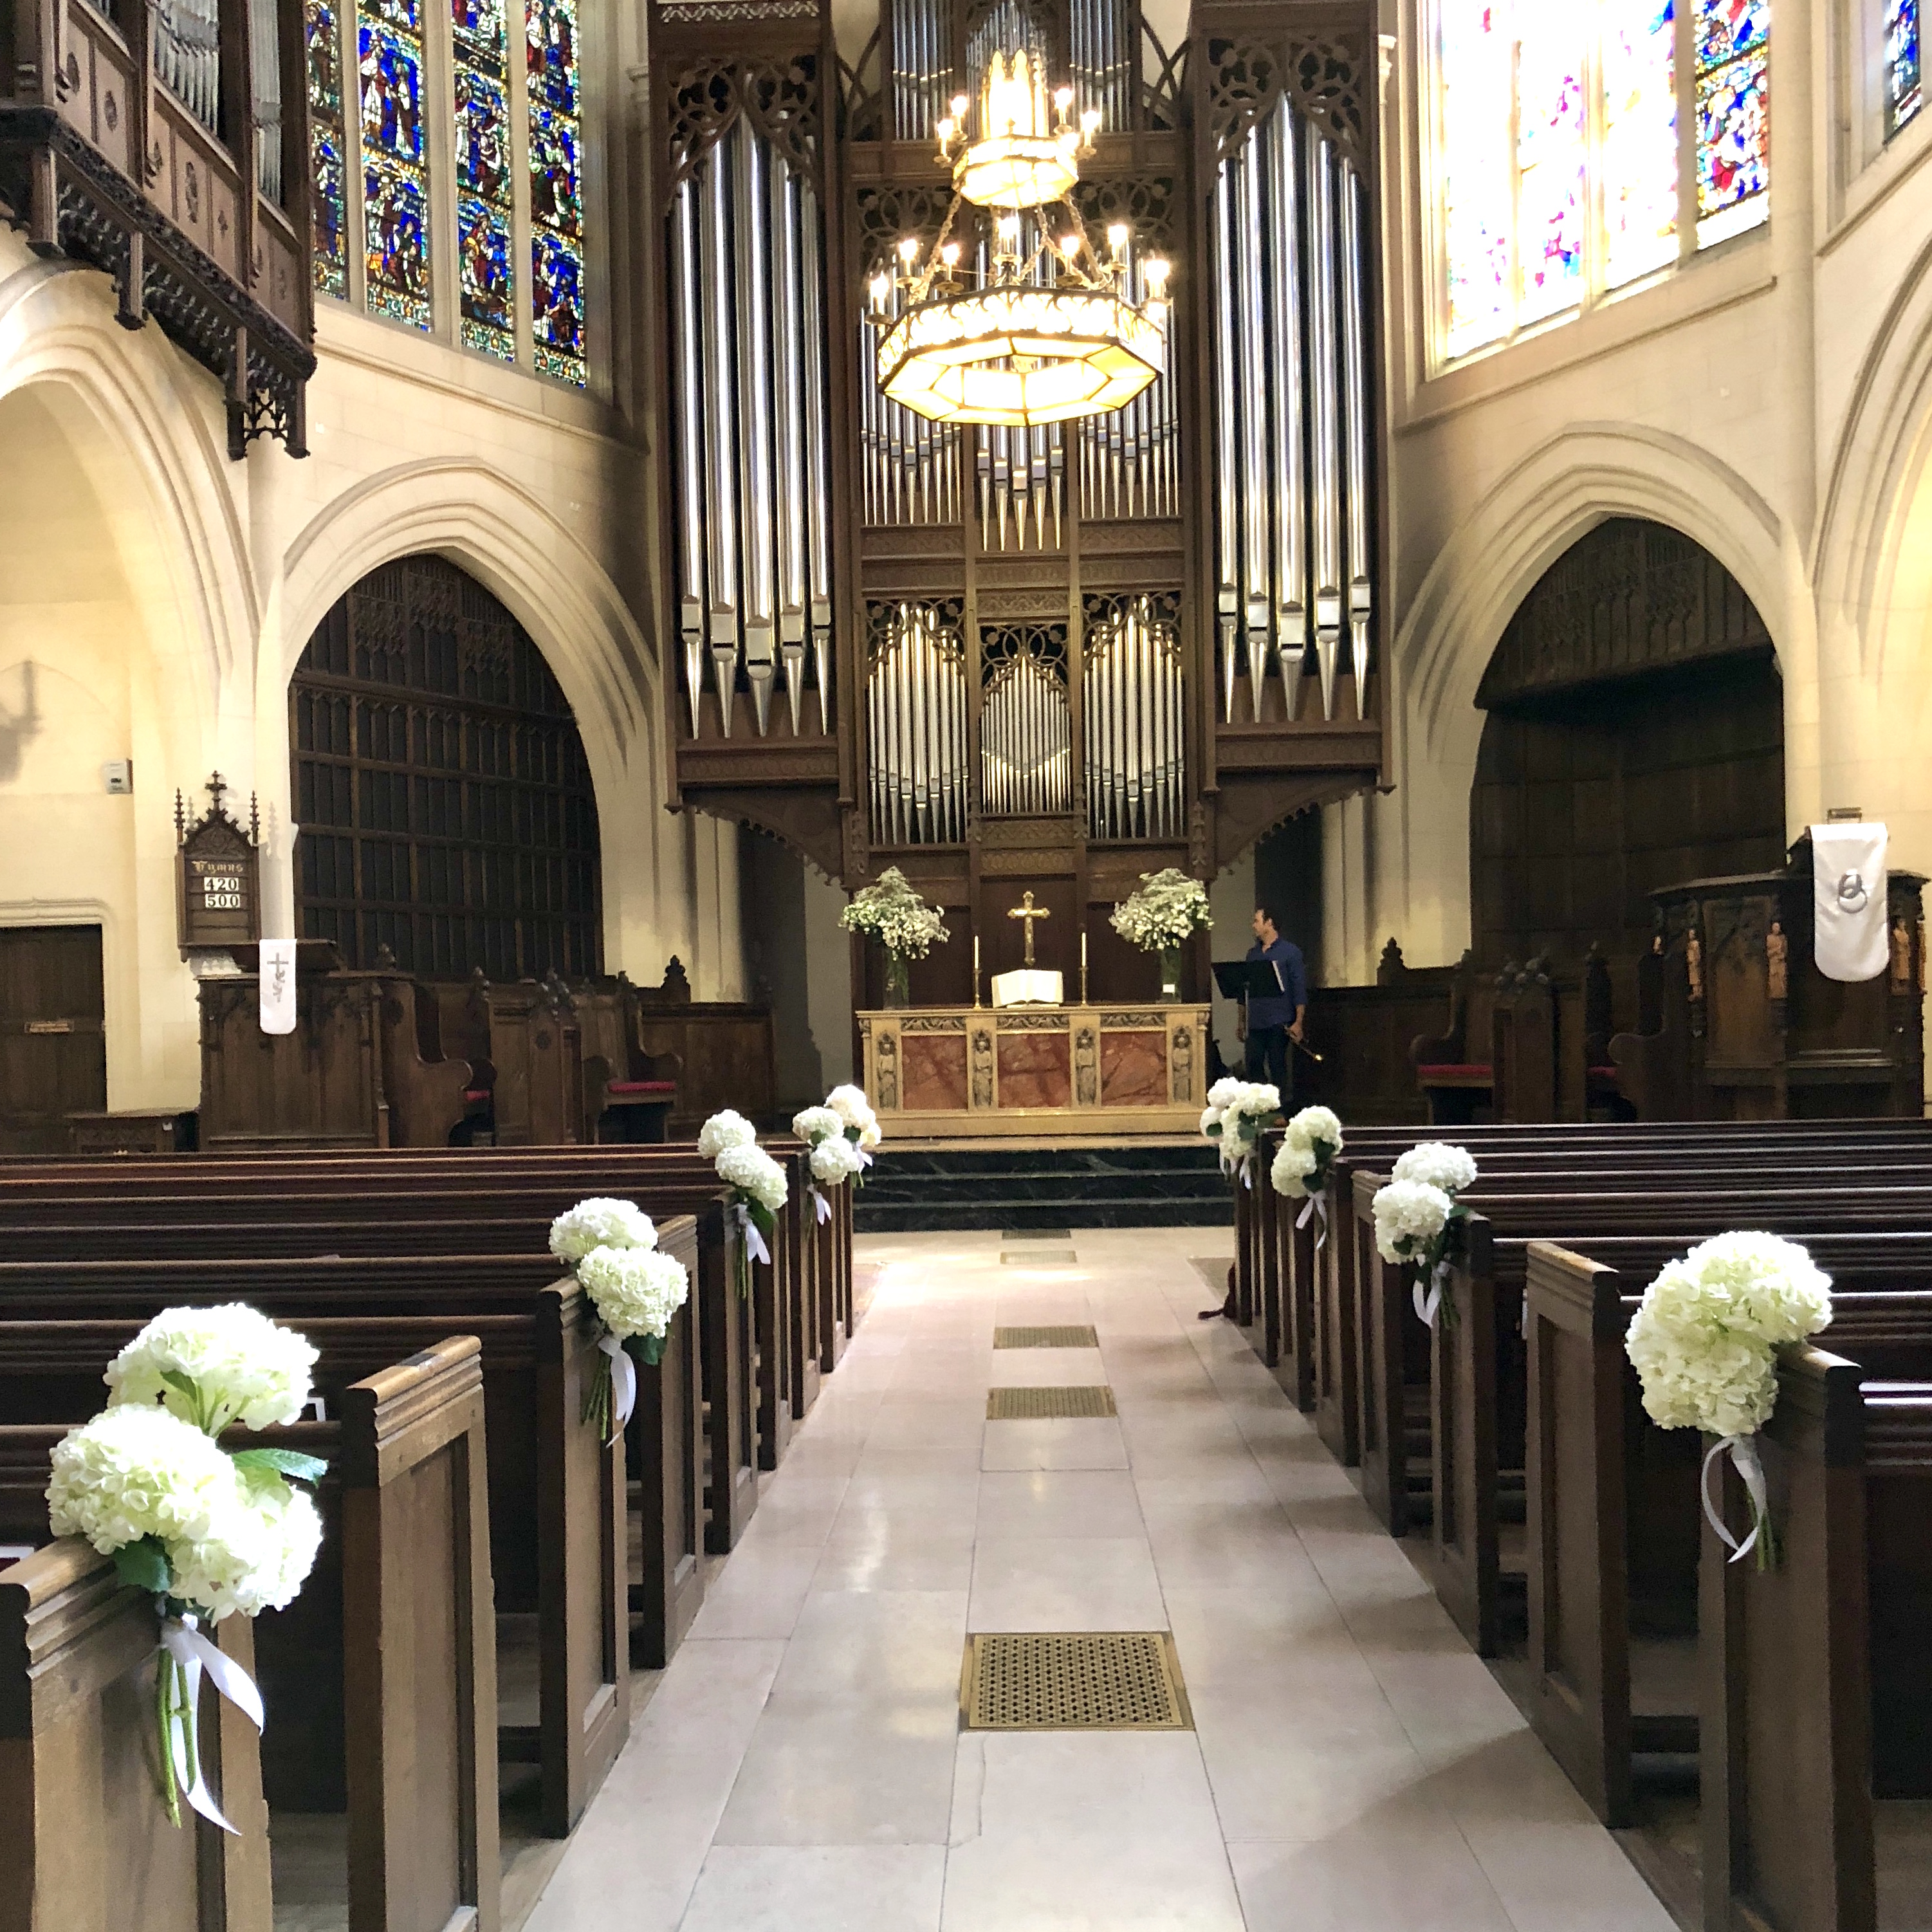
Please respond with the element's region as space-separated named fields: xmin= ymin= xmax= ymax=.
xmin=854 ymin=1140 xmax=1231 ymax=1231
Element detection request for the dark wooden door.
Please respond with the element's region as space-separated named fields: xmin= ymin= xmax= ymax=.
xmin=0 ymin=925 xmax=107 ymax=1152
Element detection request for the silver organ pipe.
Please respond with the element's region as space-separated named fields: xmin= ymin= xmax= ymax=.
xmin=698 ymin=153 xmax=741 ymax=735
xmin=1308 ymin=131 xmax=1343 ymax=722
xmin=1235 ymin=120 xmax=1270 ymax=721
xmin=735 ymin=118 xmax=779 ymax=737
xmin=1267 ymin=100 xmax=1306 ymax=722
xmin=251 ymin=0 xmax=282 ymax=198
xmin=155 ymin=0 xmax=221 ymax=132
xmin=1341 ymin=160 xmax=1373 ymax=721
xmin=1083 ymin=600 xmax=1183 ymax=842
xmin=1209 ymin=95 xmax=1374 ymax=731
xmin=671 ymin=181 xmax=708 ymax=738
xmin=669 ymin=122 xmax=838 ymax=742
xmin=868 ymin=606 xmax=967 ymax=845
xmin=773 ymin=154 xmax=809 ymax=737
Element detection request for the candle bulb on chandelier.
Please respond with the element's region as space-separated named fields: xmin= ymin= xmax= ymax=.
xmin=1107 ymin=222 xmax=1128 ymax=261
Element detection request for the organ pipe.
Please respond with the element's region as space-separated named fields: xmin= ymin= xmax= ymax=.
xmin=667 ymin=122 xmax=838 ymax=741
xmin=1209 ymin=91 xmax=1374 ymax=728
xmin=980 ymin=642 xmax=1072 ymax=816
xmin=1083 ymin=600 xmax=1183 ymax=841
xmin=868 ymin=607 xmax=968 ymax=845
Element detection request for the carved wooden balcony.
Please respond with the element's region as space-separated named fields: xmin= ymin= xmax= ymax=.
xmin=0 ymin=0 xmax=313 ymax=454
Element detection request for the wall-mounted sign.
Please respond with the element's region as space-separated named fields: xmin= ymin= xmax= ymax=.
xmin=175 ymin=773 xmax=261 ymax=956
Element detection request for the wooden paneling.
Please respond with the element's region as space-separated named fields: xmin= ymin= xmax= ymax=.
xmin=292 ymin=557 xmax=602 ymax=982
xmin=0 ymin=925 xmax=107 ymax=1154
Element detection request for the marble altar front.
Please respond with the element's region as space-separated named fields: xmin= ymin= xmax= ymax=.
xmin=857 ymin=1003 xmax=1212 ymax=1136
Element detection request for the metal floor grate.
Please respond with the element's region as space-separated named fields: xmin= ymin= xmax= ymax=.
xmin=1000 ymin=1251 xmax=1078 ymax=1265
xmin=993 ymin=1326 xmax=1099 ymax=1350
xmin=986 ymin=1385 xmax=1118 ymax=1419
xmin=961 ymin=1632 xmax=1192 ymax=1731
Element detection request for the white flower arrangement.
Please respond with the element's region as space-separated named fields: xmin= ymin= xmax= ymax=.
xmin=549 ymin=1197 xmax=658 ymax=1267
xmin=826 ymin=1083 xmax=883 ymax=1155
xmin=697 ymin=1109 xmax=758 ymax=1159
xmin=810 ymin=1136 xmax=865 ymax=1187
xmin=1271 ymin=1105 xmax=1345 ymax=1202
xmin=1625 ymin=1231 xmax=1833 ymax=1567
xmin=106 ymin=1303 xmax=319 ymax=1435
xmin=1109 ymin=869 xmax=1213 ymax=952
xmin=839 ymin=867 xmax=951 ymax=959
xmin=1198 ymin=1080 xmax=1283 ymax=1185
xmin=791 ymin=1105 xmax=845 ymax=1145
xmin=717 ymin=1141 xmax=789 ymax=1214
xmin=1392 ymin=1141 xmax=1480 ymax=1197
xmin=1372 ymin=1143 xmax=1478 ymax=1328
xmin=50 ymin=1305 xmax=329 ymax=1831
xmin=549 ymin=1196 xmax=669 ymax=1437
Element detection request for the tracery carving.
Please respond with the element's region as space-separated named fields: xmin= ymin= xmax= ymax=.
xmin=666 ymin=56 xmax=821 ymax=192
xmin=1204 ymin=34 xmax=1366 ymax=170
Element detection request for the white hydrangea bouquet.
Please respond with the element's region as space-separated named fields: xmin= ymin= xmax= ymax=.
xmin=793 ymin=1104 xmax=866 ymax=1222
xmin=827 ymin=1084 xmax=883 ymax=1159
xmin=1372 ymin=1142 xmax=1480 ymax=1328
xmin=47 ymin=1303 xmax=327 ymax=1832
xmin=550 ymin=1197 xmax=691 ymax=1440
xmin=1626 ymin=1230 xmax=1833 ymax=1569
xmin=700 ymin=1109 xmax=790 ymax=1293
xmin=1199 ymin=1078 xmax=1283 ymax=1186
xmin=1270 ymin=1105 xmax=1345 ymax=1246
xmin=1109 ymin=869 xmax=1213 ymax=951
xmin=839 ymin=867 xmax=950 ymax=959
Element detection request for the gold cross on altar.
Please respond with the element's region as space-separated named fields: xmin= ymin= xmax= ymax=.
xmin=1007 ymin=890 xmax=1051 ymax=967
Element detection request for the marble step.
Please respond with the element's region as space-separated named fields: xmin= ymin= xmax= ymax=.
xmin=855 ymin=1194 xmax=1234 ymax=1232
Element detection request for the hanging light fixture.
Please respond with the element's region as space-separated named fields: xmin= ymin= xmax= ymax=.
xmin=869 ymin=50 xmax=1170 ymax=428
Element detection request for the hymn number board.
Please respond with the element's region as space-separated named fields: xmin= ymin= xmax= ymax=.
xmin=175 ymin=775 xmax=262 ymax=955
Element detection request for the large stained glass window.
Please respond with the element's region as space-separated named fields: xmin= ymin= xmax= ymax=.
xmin=1888 ymin=0 xmax=1922 ymax=137
xmin=1693 ymin=0 xmax=1768 ymax=246
xmin=306 ymin=0 xmax=349 ymax=299
xmin=1435 ymin=0 xmax=1769 ymax=367
xmin=527 ymin=0 xmax=585 ymax=386
xmin=302 ymin=0 xmax=593 ymax=380
xmin=454 ymin=0 xmax=515 ymax=359
xmin=1601 ymin=2 xmax=1677 ymax=288
xmin=360 ymin=0 xmax=431 ymax=327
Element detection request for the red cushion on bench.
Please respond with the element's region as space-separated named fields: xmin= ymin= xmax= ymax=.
xmin=463 ymin=1089 xmax=492 ymax=1105
xmin=607 ymin=1081 xmax=677 ymax=1097
xmin=1587 ymin=1066 xmax=1620 ymax=1083
xmin=1416 ymin=1064 xmax=1493 ymax=1081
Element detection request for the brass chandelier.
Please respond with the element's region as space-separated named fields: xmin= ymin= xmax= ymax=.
xmin=869 ymin=50 xmax=1170 ymax=428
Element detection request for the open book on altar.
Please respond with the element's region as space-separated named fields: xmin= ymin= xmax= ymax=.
xmin=990 ymin=968 xmax=1065 ymax=1007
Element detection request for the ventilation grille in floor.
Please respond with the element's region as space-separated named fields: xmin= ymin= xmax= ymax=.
xmin=985 ymin=1385 xmax=1118 ymax=1419
xmin=1000 ymin=1250 xmax=1078 ymax=1265
xmin=993 ymin=1325 xmax=1099 ymax=1350
xmin=961 ymin=1632 xmax=1193 ymax=1731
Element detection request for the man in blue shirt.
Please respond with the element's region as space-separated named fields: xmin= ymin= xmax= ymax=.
xmin=1241 ymin=904 xmax=1308 ymax=1099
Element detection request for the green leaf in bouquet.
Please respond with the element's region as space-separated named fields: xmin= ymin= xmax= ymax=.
xmin=638 ymin=1332 xmax=668 ymax=1368
xmin=112 ymin=1535 xmax=173 ymax=1596
xmin=750 ymin=1200 xmax=777 ymax=1238
xmin=232 ymin=1446 xmax=329 ymax=1487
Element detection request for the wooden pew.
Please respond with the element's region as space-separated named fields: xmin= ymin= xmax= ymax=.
xmin=572 ymin=982 xmax=678 ymax=1145
xmin=1525 ymin=1241 xmax=1932 ymax=1832
xmin=1703 ymin=1347 xmax=1932 ymax=1932
xmin=486 ymin=975 xmax=584 ymax=1147
xmin=0 ymin=1162 xmax=764 ymax=1552
xmin=0 ymin=1261 xmax=684 ymax=1834
xmin=0 ymin=1335 xmax=497 ymax=1932
xmin=371 ymin=962 xmax=474 ymax=1149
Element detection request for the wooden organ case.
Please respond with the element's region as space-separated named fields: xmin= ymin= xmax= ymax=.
xmin=647 ymin=0 xmax=1388 ymax=1002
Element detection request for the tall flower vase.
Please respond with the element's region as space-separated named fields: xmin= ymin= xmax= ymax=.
xmin=1159 ymin=945 xmax=1184 ymax=1002
xmin=884 ymin=952 xmax=912 ymax=1009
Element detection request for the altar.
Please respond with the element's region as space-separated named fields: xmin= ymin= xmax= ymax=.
xmin=857 ymin=1002 xmax=1213 ymax=1137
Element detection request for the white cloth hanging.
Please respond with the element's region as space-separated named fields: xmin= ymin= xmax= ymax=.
xmin=1810 ymin=822 xmax=1888 ymax=983
xmin=258 ymin=939 xmax=299 ymax=1036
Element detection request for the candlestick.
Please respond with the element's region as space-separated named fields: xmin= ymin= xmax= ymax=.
xmin=1080 ymin=931 xmax=1089 ymax=1007
xmin=973 ymin=934 xmax=982 ymax=1008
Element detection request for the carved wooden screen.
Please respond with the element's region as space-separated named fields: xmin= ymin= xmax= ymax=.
xmin=291 ymin=556 xmax=602 ymax=979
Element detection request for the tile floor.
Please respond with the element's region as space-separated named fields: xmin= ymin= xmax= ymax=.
xmin=524 ymin=1227 xmax=1678 ymax=1932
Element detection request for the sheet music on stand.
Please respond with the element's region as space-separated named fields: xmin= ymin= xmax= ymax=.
xmin=1211 ymin=960 xmax=1288 ymax=1002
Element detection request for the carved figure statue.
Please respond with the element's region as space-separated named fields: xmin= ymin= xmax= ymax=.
xmin=1685 ymin=928 xmax=1704 ymax=1003
xmin=1891 ymin=917 xmax=1913 ymax=994
xmin=1765 ymin=920 xmax=1788 ymax=1002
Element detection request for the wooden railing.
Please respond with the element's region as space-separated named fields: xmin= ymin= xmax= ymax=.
xmin=0 ymin=0 xmax=313 ymax=455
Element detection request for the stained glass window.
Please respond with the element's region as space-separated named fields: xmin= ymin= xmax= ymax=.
xmin=1515 ymin=15 xmax=1586 ymax=322
xmin=526 ymin=0 xmax=585 ymax=385
xmin=306 ymin=0 xmax=349 ymax=299
xmin=1434 ymin=0 xmax=1768 ymax=368
xmin=1440 ymin=1 xmax=1513 ymax=358
xmin=360 ymin=0 xmax=430 ymax=326
xmin=454 ymin=0 xmax=515 ymax=359
xmin=1693 ymin=0 xmax=1769 ymax=245
xmin=1888 ymin=0 xmax=1922 ymax=136
xmin=1601 ymin=1 xmax=1677 ymax=288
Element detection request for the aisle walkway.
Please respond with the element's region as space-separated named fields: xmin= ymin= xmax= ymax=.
xmin=525 ymin=1228 xmax=1676 ymax=1932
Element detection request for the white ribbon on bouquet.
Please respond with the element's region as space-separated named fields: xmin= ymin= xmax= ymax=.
xmin=598 ymin=1330 xmax=637 ymax=1432
xmin=1413 ymin=1256 xmax=1450 ymax=1330
xmin=730 ymin=1201 xmax=771 ymax=1267
xmin=1701 ymin=1433 xmax=1771 ymax=1565
xmin=1295 ymin=1188 xmax=1329 ymax=1252
xmin=159 ymin=1613 xmax=264 ymax=1834
xmin=808 ymin=1184 xmax=833 ymax=1226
